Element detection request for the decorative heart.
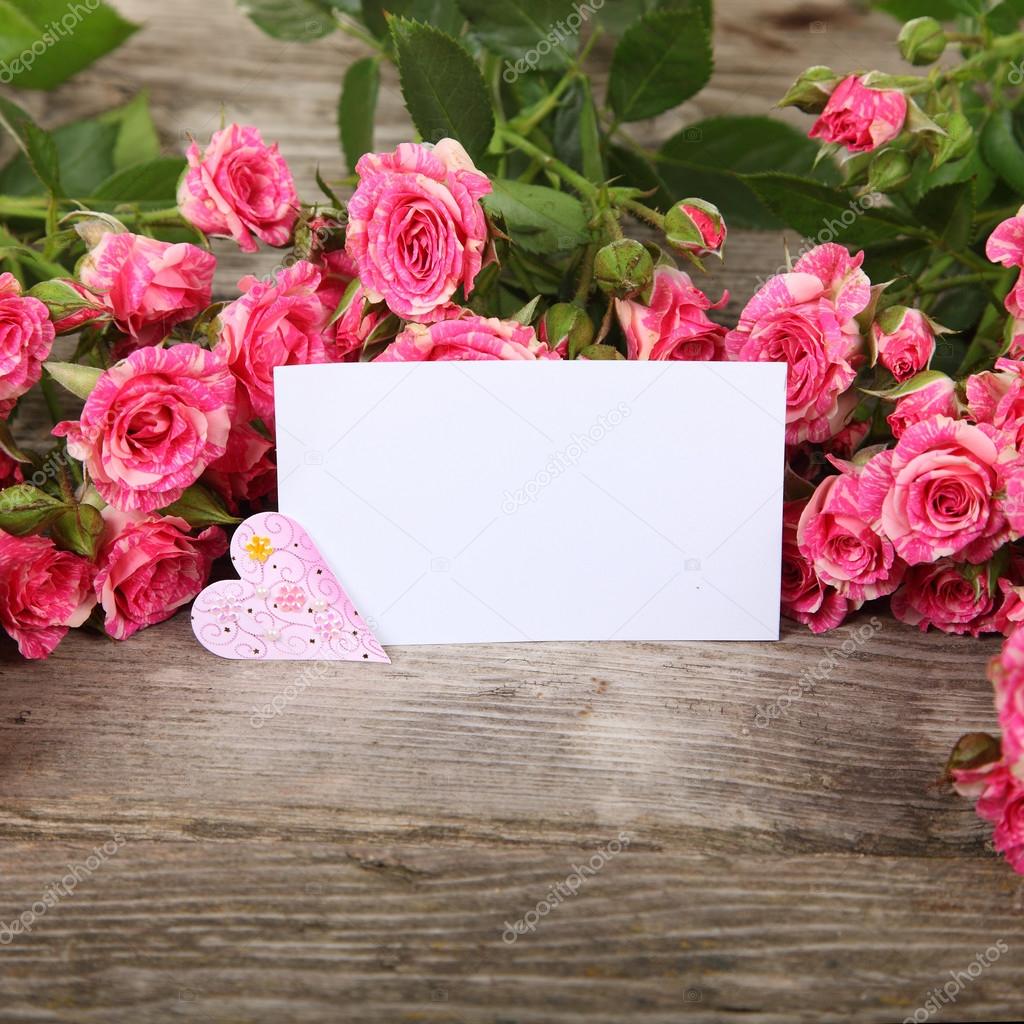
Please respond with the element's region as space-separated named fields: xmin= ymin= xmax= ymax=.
xmin=191 ymin=511 xmax=389 ymax=662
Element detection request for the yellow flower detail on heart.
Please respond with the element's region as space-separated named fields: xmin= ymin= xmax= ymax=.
xmin=245 ymin=535 xmax=273 ymax=563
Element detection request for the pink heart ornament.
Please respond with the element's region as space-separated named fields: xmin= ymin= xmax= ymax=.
xmin=191 ymin=511 xmax=389 ymax=662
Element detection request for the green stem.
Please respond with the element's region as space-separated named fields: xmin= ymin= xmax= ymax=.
xmin=511 ymin=70 xmax=579 ymax=137
xmin=497 ymin=127 xmax=599 ymax=199
xmin=916 ymin=270 xmax=1002 ymax=293
xmin=574 ymin=242 xmax=597 ymax=303
xmin=621 ymin=198 xmax=665 ymax=230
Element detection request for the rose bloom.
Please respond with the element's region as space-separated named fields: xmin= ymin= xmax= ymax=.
xmin=952 ymin=755 xmax=1024 ymax=872
xmin=725 ymin=243 xmax=869 ymax=444
xmin=377 ymin=314 xmax=561 ymax=362
xmin=203 ymin=421 xmax=276 ymax=513
xmin=781 ymin=499 xmax=857 ymax=633
xmin=890 ymin=558 xmax=1000 ymax=637
xmin=871 ymin=307 xmax=936 ymax=383
xmin=94 ymin=508 xmax=226 ymax=641
xmin=79 ymin=231 xmax=215 ymax=346
xmin=808 ymin=75 xmax=907 ymax=153
xmin=993 ymin=785 xmax=1024 ymax=873
xmin=986 ymin=208 xmax=1024 ymax=320
xmin=991 ymin=625 xmax=1024 ymax=772
xmin=0 ymin=273 xmax=55 ymax=419
xmin=797 ymin=464 xmax=905 ymax=602
xmin=615 ymin=266 xmax=727 ymax=361
xmin=967 ymin=358 xmax=1024 ymax=449
xmin=858 ymin=415 xmax=1023 ymax=565
xmin=0 ymin=531 xmax=94 ymax=659
xmin=346 ymin=139 xmax=492 ymax=322
xmin=314 ymin=248 xmax=359 ymax=316
xmin=886 ymin=375 xmax=959 ymax=439
xmin=54 ymin=343 xmax=235 ymax=514
xmin=216 ymin=261 xmax=331 ymax=423
xmin=178 ymin=124 xmax=299 ymax=254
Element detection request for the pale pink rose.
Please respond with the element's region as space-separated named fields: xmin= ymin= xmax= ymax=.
xmin=54 ymin=343 xmax=235 ymax=514
xmin=376 ymin=314 xmax=561 ymax=362
xmin=346 ymin=139 xmax=492 ymax=322
xmin=991 ymin=626 xmax=1024 ymax=772
xmin=216 ymin=261 xmax=331 ymax=423
xmin=886 ymin=375 xmax=958 ymax=439
xmin=890 ymin=558 xmax=1000 ymax=636
xmin=808 ymin=75 xmax=907 ymax=153
xmin=858 ymin=415 xmax=1024 ymax=565
xmin=93 ymin=508 xmax=225 ymax=641
xmin=781 ymin=499 xmax=857 ymax=633
xmin=726 ymin=243 xmax=869 ymax=444
xmin=0 ymin=273 xmax=55 ymax=419
xmin=967 ymin=358 xmax=1024 ymax=449
xmin=178 ymin=124 xmax=299 ymax=254
xmin=615 ymin=267 xmax=727 ymax=361
xmin=871 ymin=307 xmax=935 ymax=383
xmin=797 ymin=463 xmax=905 ymax=602
xmin=0 ymin=531 xmax=94 ymax=659
xmin=79 ymin=231 xmax=215 ymax=346
xmin=203 ymin=421 xmax=276 ymax=513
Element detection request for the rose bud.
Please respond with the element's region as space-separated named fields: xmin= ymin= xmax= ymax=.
xmin=28 ymin=279 xmax=106 ymax=336
xmin=779 ymin=65 xmax=840 ymax=114
xmin=665 ymin=199 xmax=726 ymax=259
xmin=886 ymin=375 xmax=958 ymax=439
xmin=871 ymin=307 xmax=937 ymax=383
xmin=595 ymin=239 xmax=653 ymax=300
xmin=808 ymin=75 xmax=907 ymax=153
xmin=868 ymin=149 xmax=912 ymax=192
xmin=898 ymin=17 xmax=946 ymax=65
xmin=542 ymin=303 xmax=594 ymax=359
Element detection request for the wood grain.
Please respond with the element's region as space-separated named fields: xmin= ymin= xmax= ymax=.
xmin=2 ymin=0 xmax=1020 ymax=1021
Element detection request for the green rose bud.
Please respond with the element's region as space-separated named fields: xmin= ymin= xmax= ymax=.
xmin=664 ymin=198 xmax=726 ymax=259
xmin=778 ymin=65 xmax=839 ymax=114
xmin=928 ymin=111 xmax=972 ymax=167
xmin=898 ymin=17 xmax=946 ymax=66
xmin=594 ymin=239 xmax=653 ymax=300
xmin=543 ymin=303 xmax=594 ymax=359
xmin=867 ymin=148 xmax=912 ymax=191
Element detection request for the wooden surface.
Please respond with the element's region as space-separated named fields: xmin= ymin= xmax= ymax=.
xmin=3 ymin=1 xmax=1023 ymax=1021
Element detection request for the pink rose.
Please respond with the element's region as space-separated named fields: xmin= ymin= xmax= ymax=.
xmin=858 ymin=415 xmax=1024 ymax=565
xmin=79 ymin=231 xmax=215 ymax=346
xmin=726 ymin=243 xmax=869 ymax=444
xmin=991 ymin=626 xmax=1024 ymax=771
xmin=178 ymin=124 xmax=299 ymax=254
xmin=346 ymin=139 xmax=492 ymax=322
xmin=993 ymin=785 xmax=1024 ymax=873
xmin=664 ymin=199 xmax=726 ymax=258
xmin=808 ymin=75 xmax=907 ymax=153
xmin=886 ymin=375 xmax=958 ymax=439
xmin=994 ymin=578 xmax=1024 ymax=637
xmin=314 ymin=249 xmax=358 ymax=317
xmin=54 ymin=343 xmax=235 ymax=514
xmin=615 ymin=266 xmax=727 ymax=360
xmin=0 ymin=531 xmax=94 ymax=659
xmin=0 ymin=450 xmax=24 ymax=488
xmin=871 ymin=306 xmax=936 ymax=383
xmin=967 ymin=358 xmax=1024 ymax=449
xmin=376 ymin=314 xmax=561 ymax=361
xmin=329 ymin=283 xmax=388 ymax=362
xmin=797 ymin=463 xmax=905 ymax=602
xmin=0 ymin=273 xmax=55 ymax=419
xmin=952 ymin=754 xmax=1024 ymax=872
xmin=94 ymin=509 xmax=226 ymax=641
xmin=203 ymin=421 xmax=276 ymax=513
xmin=781 ymin=499 xmax=857 ymax=633
xmin=216 ymin=261 xmax=331 ymax=424
xmin=986 ymin=208 xmax=1024 ymax=320
xmin=891 ymin=558 xmax=999 ymax=636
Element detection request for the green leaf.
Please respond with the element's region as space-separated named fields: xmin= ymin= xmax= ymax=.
xmin=44 ymin=361 xmax=103 ymax=401
xmin=0 ymin=418 xmax=31 ymax=464
xmin=553 ymin=77 xmax=604 ymax=183
xmin=99 ymin=91 xmax=160 ymax=170
xmin=457 ymin=0 xmax=578 ymax=69
xmin=871 ymin=0 xmax=961 ymax=16
xmin=237 ymin=0 xmax=336 ymax=39
xmin=607 ymin=143 xmax=674 ymax=212
xmin=861 ymin=369 xmax=952 ymax=399
xmin=658 ymin=116 xmax=839 ymax=228
xmin=981 ymin=110 xmax=1024 ymax=195
xmin=743 ymin=173 xmax=913 ymax=245
xmin=608 ymin=6 xmax=712 ymax=123
xmin=0 ymin=94 xmax=60 ymax=194
xmin=913 ymin=181 xmax=974 ymax=250
xmin=390 ymin=17 xmax=495 ymax=163
xmin=362 ymin=0 xmax=463 ymax=39
xmin=0 ymin=0 xmax=138 ymax=91
xmin=0 ymin=483 xmax=67 ymax=536
xmin=51 ymin=503 xmax=104 ymax=559
xmin=510 ymin=294 xmax=541 ymax=325
xmin=482 ymin=179 xmax=589 ymax=253
xmin=339 ymin=56 xmax=380 ymax=174
xmin=578 ymin=344 xmax=625 ymax=360
xmin=161 ymin=483 xmax=241 ymax=528
xmin=92 ymin=157 xmax=187 ymax=202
